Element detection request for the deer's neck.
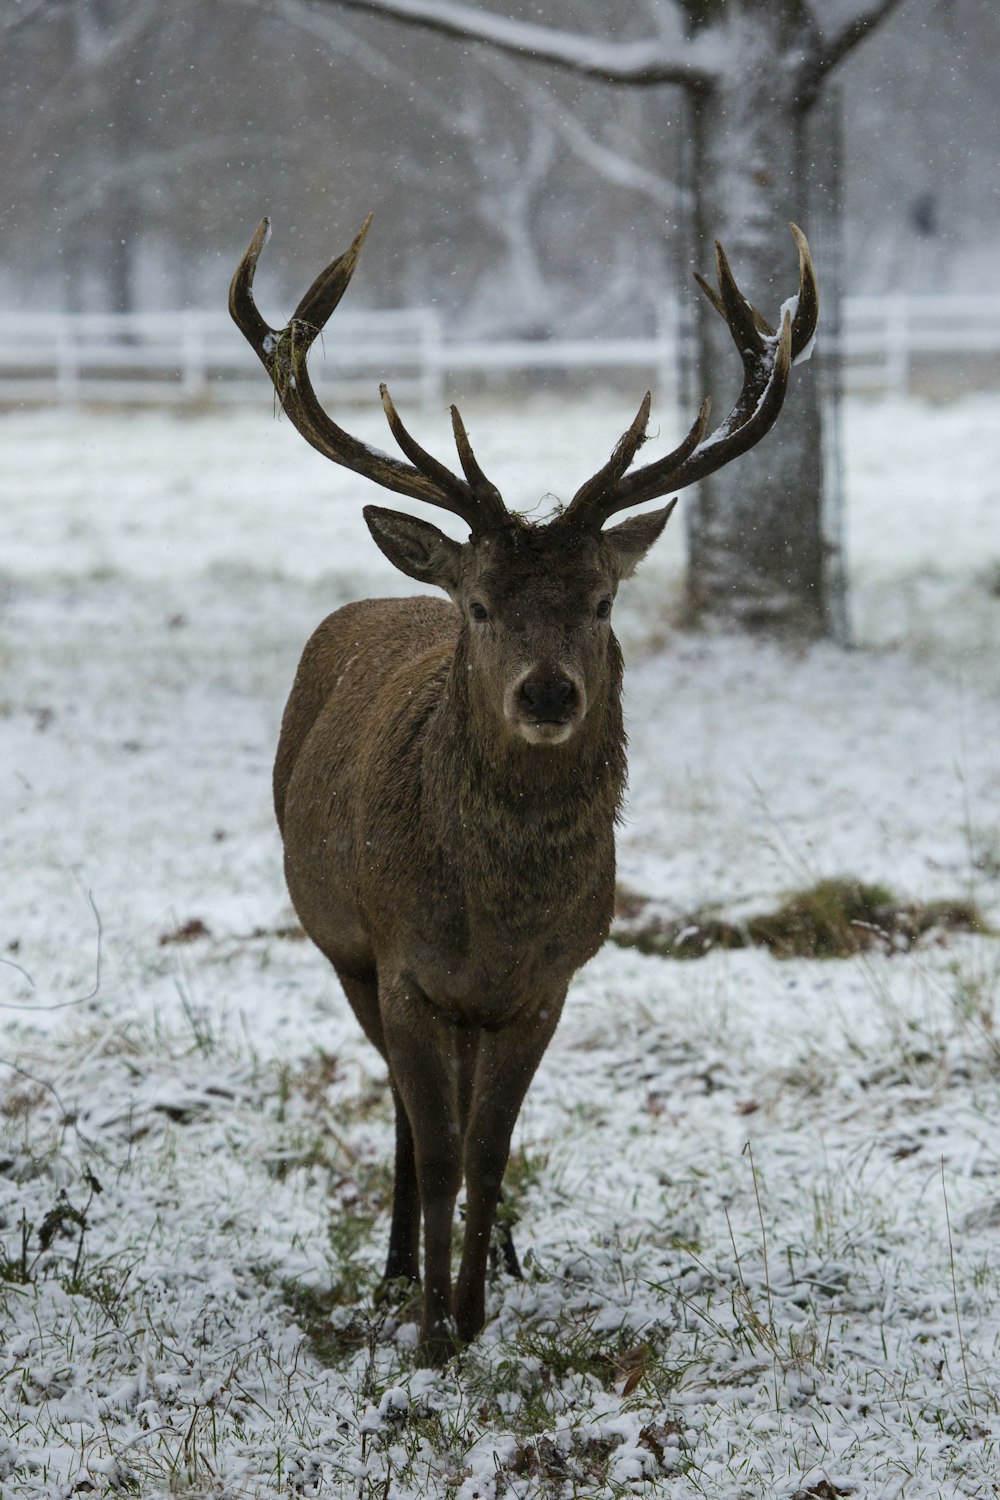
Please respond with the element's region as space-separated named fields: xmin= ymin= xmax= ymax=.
xmin=423 ymin=637 xmax=627 ymax=890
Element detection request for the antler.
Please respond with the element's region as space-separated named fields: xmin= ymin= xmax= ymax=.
xmin=556 ymin=224 xmax=818 ymax=530
xmin=229 ymin=216 xmax=508 ymax=534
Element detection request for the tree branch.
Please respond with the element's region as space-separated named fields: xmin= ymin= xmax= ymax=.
xmin=49 ymin=134 xmax=290 ymax=227
xmin=301 ymin=0 xmax=720 ymax=88
xmin=809 ymin=0 xmax=910 ymax=87
xmin=481 ymin=53 xmax=682 ymax=212
xmin=2 ymin=0 xmax=66 ymax=35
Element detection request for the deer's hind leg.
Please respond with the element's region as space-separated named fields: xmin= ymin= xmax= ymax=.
xmin=335 ymin=972 xmax=420 ymax=1287
xmin=384 ymin=1082 xmax=421 ymax=1283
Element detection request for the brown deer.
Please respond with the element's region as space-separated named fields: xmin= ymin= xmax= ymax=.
xmin=230 ymin=215 xmax=817 ymax=1362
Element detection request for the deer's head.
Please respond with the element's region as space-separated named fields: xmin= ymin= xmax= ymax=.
xmin=230 ymin=216 xmax=817 ymax=748
xmin=363 ymin=501 xmax=670 ymax=746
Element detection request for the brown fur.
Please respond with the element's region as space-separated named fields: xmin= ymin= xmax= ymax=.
xmin=275 ymin=508 xmax=671 ymax=1361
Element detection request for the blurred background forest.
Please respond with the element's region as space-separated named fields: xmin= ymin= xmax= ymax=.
xmin=1 ymin=0 xmax=997 ymax=335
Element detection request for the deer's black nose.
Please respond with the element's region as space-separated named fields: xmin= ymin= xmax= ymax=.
xmin=519 ymin=679 xmax=576 ymax=719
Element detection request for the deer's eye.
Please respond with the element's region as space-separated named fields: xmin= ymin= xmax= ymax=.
xmin=596 ymin=599 xmax=612 ymax=619
xmin=470 ymin=602 xmax=489 ymax=622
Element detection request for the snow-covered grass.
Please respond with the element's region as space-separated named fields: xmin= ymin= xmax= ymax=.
xmin=2 ymin=391 xmax=1000 ymax=1498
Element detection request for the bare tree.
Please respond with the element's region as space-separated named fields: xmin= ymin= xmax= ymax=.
xmin=292 ymin=0 xmax=908 ymax=636
xmin=248 ymin=0 xmax=678 ymax=337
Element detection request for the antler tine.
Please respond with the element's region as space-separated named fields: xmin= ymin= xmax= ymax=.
xmin=694 ymin=266 xmax=776 ymax=340
xmin=617 ymin=305 xmax=794 ymax=512
xmin=230 ymin=214 xmax=376 ymax=375
xmin=566 ymin=392 xmax=652 ymax=519
xmin=556 ymin=226 xmax=815 ymax=528
xmin=229 ymin=216 xmax=274 ymax=352
xmin=788 ymin=221 xmax=819 ymax=359
xmin=229 ymin=218 xmax=506 ymax=534
xmin=557 ymin=393 xmax=650 ymax=528
xmin=380 ymin=386 xmax=505 ymax=529
xmin=557 ymin=394 xmax=710 ymax=531
xmin=292 ymin=212 xmax=374 ymax=332
xmin=450 ymin=405 xmax=508 ymax=520
xmin=710 ymin=240 xmax=771 ymax=357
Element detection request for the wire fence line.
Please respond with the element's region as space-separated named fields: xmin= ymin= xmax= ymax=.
xmin=1 ymin=296 xmax=998 ymax=408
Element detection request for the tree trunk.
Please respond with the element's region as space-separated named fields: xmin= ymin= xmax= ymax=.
xmin=299 ymin=0 xmax=909 ymax=637
xmin=681 ymin=0 xmax=830 ymax=635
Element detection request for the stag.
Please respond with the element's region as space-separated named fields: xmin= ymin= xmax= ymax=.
xmin=230 ymin=215 xmax=817 ymax=1362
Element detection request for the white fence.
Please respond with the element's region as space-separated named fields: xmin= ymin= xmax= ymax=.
xmin=0 ymin=307 xmax=444 ymax=409
xmin=1 ymin=296 xmax=998 ymax=407
xmin=840 ymin=295 xmax=1000 ymax=394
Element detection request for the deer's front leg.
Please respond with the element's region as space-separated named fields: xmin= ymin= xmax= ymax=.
xmin=454 ymin=995 xmax=564 ymax=1344
xmin=381 ymin=982 xmax=464 ymax=1363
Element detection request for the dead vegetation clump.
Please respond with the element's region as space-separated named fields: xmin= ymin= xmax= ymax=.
xmin=613 ymin=878 xmax=988 ymax=961
xmin=157 ymin=917 xmax=306 ymax=946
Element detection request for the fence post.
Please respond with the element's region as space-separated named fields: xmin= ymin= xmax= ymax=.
xmin=180 ymin=311 xmax=204 ymax=402
xmin=420 ymin=308 xmax=444 ymax=413
xmin=55 ymin=314 xmax=79 ymax=406
xmin=885 ymin=293 xmax=909 ymax=396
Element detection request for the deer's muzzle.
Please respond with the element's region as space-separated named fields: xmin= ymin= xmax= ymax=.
xmin=505 ymin=668 xmax=586 ymax=746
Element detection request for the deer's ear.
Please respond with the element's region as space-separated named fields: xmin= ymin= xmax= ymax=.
xmin=601 ymin=500 xmax=677 ymax=581
xmin=364 ymin=505 xmax=464 ymax=591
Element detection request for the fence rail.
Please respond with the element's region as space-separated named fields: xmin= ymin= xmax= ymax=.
xmin=1 ymin=296 xmax=998 ymax=407
xmin=840 ymin=295 xmax=1000 ymax=394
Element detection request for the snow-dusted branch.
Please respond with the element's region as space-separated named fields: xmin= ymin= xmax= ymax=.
xmin=304 ymin=0 xmax=720 ymax=88
xmin=2 ymin=0 xmax=63 ymax=34
xmin=50 ymin=135 xmax=288 ymax=226
xmin=256 ymin=0 xmax=471 ymax=122
xmin=482 ymin=55 xmax=681 ymax=213
xmin=807 ymin=0 xmax=910 ymax=88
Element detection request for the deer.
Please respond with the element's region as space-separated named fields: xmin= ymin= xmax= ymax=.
xmin=230 ymin=214 xmax=817 ymax=1363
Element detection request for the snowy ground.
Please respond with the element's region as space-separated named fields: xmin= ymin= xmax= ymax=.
xmin=1 ymin=390 xmax=1000 ymax=1498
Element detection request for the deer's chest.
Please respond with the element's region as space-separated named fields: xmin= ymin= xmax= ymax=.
xmin=364 ymin=838 xmax=614 ymax=1027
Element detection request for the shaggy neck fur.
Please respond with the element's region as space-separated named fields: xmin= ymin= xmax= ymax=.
xmin=421 ymin=629 xmax=627 ymax=916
